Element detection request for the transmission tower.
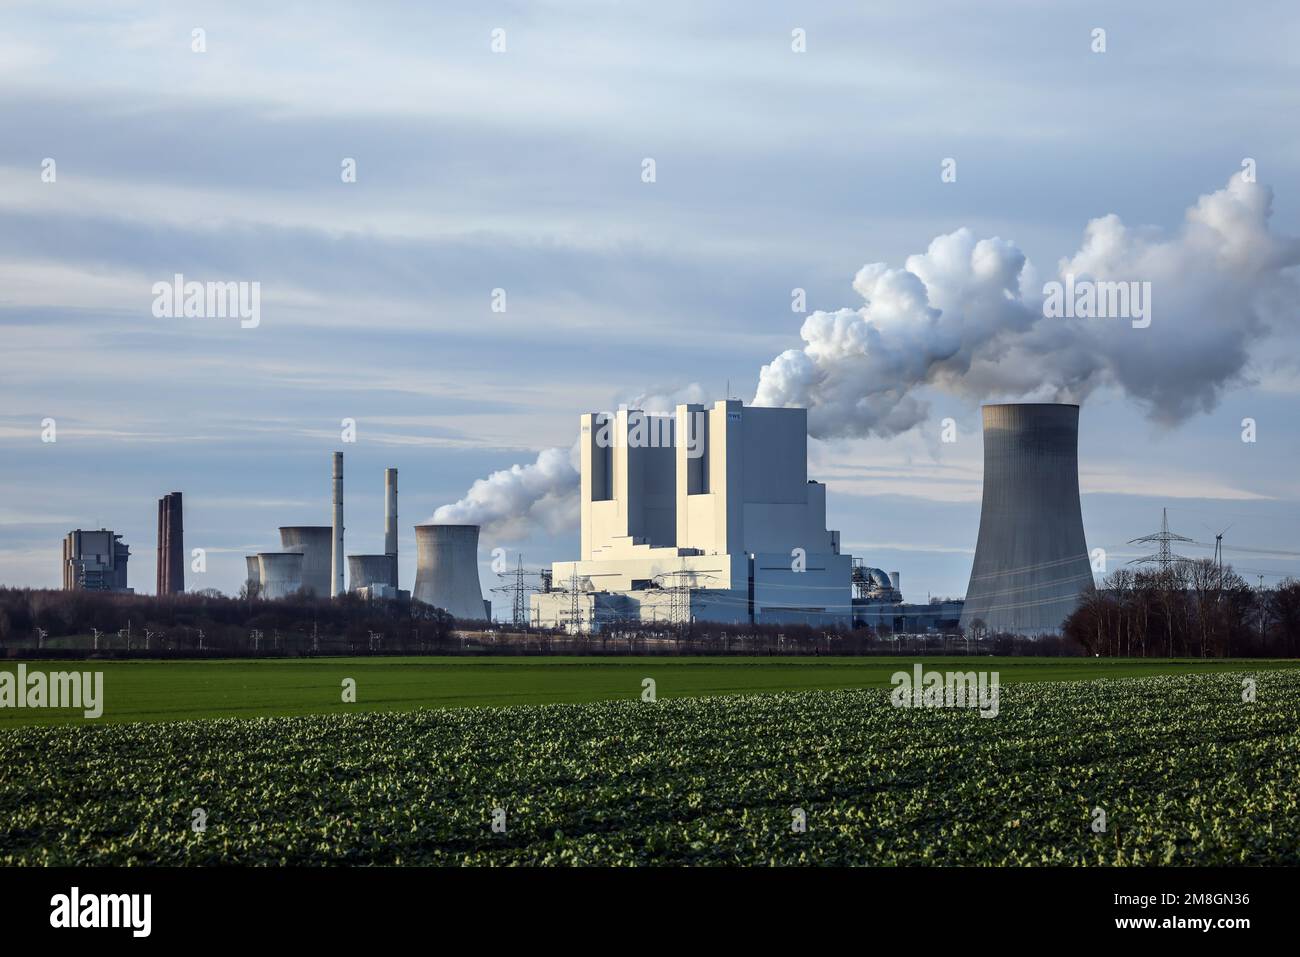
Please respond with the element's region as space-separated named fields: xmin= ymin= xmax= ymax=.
xmin=652 ymin=563 xmax=718 ymax=631
xmin=490 ymin=556 xmax=545 ymax=628
xmin=1127 ymin=507 xmax=1195 ymax=570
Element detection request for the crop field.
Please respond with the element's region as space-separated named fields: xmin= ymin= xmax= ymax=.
xmin=3 ymin=655 xmax=1298 ymax=726
xmin=2 ymin=670 xmax=1297 ymax=865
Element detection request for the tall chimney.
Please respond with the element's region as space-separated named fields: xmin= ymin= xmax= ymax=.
xmin=331 ymin=452 xmax=344 ymax=598
xmin=156 ymin=492 xmax=184 ymax=595
xmin=384 ymin=468 xmax=398 ymax=589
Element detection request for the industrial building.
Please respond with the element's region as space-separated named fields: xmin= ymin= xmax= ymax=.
xmin=156 ymin=492 xmax=184 ymax=595
xmin=244 ymin=454 xmax=407 ymax=602
xmin=530 ymin=400 xmax=853 ymax=632
xmin=62 ymin=529 xmax=132 ymax=592
xmin=959 ymin=403 xmax=1094 ymax=636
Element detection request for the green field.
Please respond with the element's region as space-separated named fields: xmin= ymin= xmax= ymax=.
xmin=2 ymin=670 xmax=1296 ymax=865
xmin=3 ymin=656 xmax=1299 ymax=726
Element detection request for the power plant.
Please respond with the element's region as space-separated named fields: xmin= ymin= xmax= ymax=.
xmin=242 ymin=455 xmax=410 ymax=602
xmin=156 ymin=492 xmax=184 ymax=595
xmin=62 ymin=529 xmax=132 ymax=592
xmin=530 ymin=400 xmax=852 ymax=632
xmin=51 ymin=401 xmax=1102 ymax=637
xmin=413 ymin=524 xmax=489 ymax=620
xmin=959 ymin=403 xmax=1093 ymax=636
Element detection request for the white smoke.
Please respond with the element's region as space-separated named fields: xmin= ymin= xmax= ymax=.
xmin=439 ymin=174 xmax=1299 ymax=534
xmin=431 ymin=445 xmax=579 ymax=541
xmin=754 ymin=173 xmax=1300 ymax=437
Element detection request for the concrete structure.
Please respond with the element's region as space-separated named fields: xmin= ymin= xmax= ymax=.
xmin=244 ymin=555 xmax=262 ymax=593
xmin=331 ymin=452 xmax=345 ymax=598
xmin=257 ymin=552 xmax=304 ymax=600
xmin=384 ymin=468 xmax=398 ymax=589
xmin=959 ymin=403 xmax=1093 ymax=636
xmin=413 ymin=524 xmax=488 ymax=620
xmin=62 ymin=529 xmax=131 ymax=592
xmin=156 ymin=492 xmax=184 ymax=595
xmin=348 ymin=554 xmax=393 ymax=593
xmin=531 ymin=400 xmax=852 ymax=632
xmin=279 ymin=526 xmax=332 ymax=596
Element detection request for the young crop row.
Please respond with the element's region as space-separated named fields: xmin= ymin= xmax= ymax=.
xmin=1 ymin=671 xmax=1297 ymax=865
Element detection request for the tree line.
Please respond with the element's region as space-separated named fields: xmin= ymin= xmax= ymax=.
xmin=1063 ymin=560 xmax=1300 ymax=658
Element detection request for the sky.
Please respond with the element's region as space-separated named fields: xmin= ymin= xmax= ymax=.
xmin=2 ymin=1 xmax=1300 ymax=607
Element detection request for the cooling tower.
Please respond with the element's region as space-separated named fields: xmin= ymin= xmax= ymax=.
xmin=960 ymin=403 xmax=1093 ymax=636
xmin=413 ymin=524 xmax=486 ymax=620
xmin=257 ymin=552 xmax=304 ymax=600
xmin=331 ymin=451 xmax=345 ymax=598
xmin=244 ymin=555 xmax=261 ymax=591
xmin=279 ymin=526 xmax=332 ymax=596
xmin=348 ymin=554 xmax=392 ymax=592
xmin=384 ymin=468 xmax=398 ymax=589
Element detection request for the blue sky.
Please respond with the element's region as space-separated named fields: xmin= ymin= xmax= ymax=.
xmin=2 ymin=1 xmax=1300 ymax=605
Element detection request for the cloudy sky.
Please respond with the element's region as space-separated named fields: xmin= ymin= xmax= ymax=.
xmin=2 ymin=1 xmax=1300 ymax=605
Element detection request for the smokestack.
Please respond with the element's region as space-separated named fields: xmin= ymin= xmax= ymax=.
xmin=889 ymin=570 xmax=900 ymax=594
xmin=384 ymin=468 xmax=398 ymax=589
xmin=331 ymin=452 xmax=344 ymax=598
xmin=156 ymin=492 xmax=184 ymax=595
xmin=959 ymin=403 xmax=1093 ymax=636
xmin=413 ymin=524 xmax=486 ymax=620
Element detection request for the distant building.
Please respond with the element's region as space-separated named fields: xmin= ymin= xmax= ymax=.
xmin=62 ymin=529 xmax=132 ymax=592
xmin=156 ymin=492 xmax=184 ymax=595
xmin=531 ymin=400 xmax=852 ymax=632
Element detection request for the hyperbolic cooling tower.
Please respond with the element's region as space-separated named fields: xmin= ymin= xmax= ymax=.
xmin=413 ymin=524 xmax=486 ymax=620
xmin=244 ymin=555 xmax=261 ymax=590
xmin=279 ymin=526 xmax=332 ymax=596
xmin=257 ymin=552 xmax=304 ymax=600
xmin=959 ymin=403 xmax=1093 ymax=636
xmin=348 ymin=554 xmax=393 ymax=592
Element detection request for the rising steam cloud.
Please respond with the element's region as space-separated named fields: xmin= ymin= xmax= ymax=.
xmin=438 ymin=174 xmax=1300 ymax=538
xmin=431 ymin=446 xmax=579 ymax=540
xmin=754 ymin=173 xmax=1300 ymax=438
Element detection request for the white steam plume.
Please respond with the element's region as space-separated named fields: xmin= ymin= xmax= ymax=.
xmin=431 ymin=445 xmax=579 ymax=540
xmin=439 ymin=174 xmax=1299 ymax=535
xmin=754 ymin=173 xmax=1300 ymax=437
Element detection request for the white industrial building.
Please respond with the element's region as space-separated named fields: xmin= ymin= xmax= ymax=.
xmin=531 ymin=400 xmax=852 ymax=632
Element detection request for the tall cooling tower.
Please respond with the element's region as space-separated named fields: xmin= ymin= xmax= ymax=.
xmin=279 ymin=526 xmax=332 ymax=596
xmin=959 ymin=403 xmax=1093 ymax=636
xmin=244 ymin=555 xmax=261 ymax=591
xmin=257 ymin=552 xmax=304 ymax=600
xmin=413 ymin=524 xmax=486 ymax=620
